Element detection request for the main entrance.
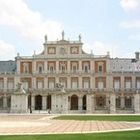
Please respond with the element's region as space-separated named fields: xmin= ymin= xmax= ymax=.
xmin=35 ymin=95 xmax=42 ymax=110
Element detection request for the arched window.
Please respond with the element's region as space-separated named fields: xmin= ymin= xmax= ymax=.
xmin=71 ymin=95 xmax=78 ymax=110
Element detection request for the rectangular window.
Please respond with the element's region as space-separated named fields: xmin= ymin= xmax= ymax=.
xmin=98 ymin=81 xmax=103 ymax=89
xmin=37 ymin=81 xmax=43 ymax=89
xmin=49 ymin=82 xmax=54 ymax=89
xmin=125 ymin=81 xmax=131 ymax=89
xmin=7 ymin=82 xmax=14 ymax=89
xmin=72 ymin=81 xmax=78 ymax=89
xmin=0 ymin=81 xmax=3 ymax=89
xmin=99 ymin=66 xmax=102 ymax=72
xmin=114 ymin=80 xmax=120 ymax=90
xmin=84 ymin=81 xmax=89 ymax=89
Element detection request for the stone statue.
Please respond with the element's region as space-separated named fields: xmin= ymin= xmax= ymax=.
xmin=62 ymin=30 xmax=64 ymax=40
xmin=16 ymin=82 xmax=26 ymax=94
xmin=79 ymin=34 xmax=81 ymax=42
xmin=45 ymin=35 xmax=47 ymax=42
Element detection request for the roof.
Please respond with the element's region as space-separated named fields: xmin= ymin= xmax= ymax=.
xmin=0 ymin=61 xmax=16 ymax=74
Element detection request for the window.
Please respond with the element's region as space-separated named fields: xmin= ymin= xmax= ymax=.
xmin=99 ymin=65 xmax=102 ymax=72
xmin=38 ymin=66 xmax=43 ymax=73
xmin=114 ymin=80 xmax=120 ymax=90
xmin=84 ymin=81 xmax=89 ymax=89
xmin=72 ymin=81 xmax=78 ymax=89
xmin=37 ymin=81 xmax=43 ymax=89
xmin=49 ymin=82 xmax=54 ymax=89
xmin=7 ymin=81 xmax=14 ymax=90
xmin=98 ymin=81 xmax=104 ymax=89
xmin=23 ymin=63 xmax=29 ymax=74
xmin=72 ymin=66 xmax=77 ymax=72
xmin=84 ymin=66 xmax=88 ymax=72
xmin=125 ymin=81 xmax=131 ymax=89
xmin=50 ymin=66 xmax=54 ymax=73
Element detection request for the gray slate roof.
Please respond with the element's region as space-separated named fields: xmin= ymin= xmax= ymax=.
xmin=0 ymin=61 xmax=16 ymax=73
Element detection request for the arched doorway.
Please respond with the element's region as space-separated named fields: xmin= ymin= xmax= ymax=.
xmin=71 ymin=95 xmax=78 ymax=110
xmin=47 ymin=95 xmax=51 ymax=110
xmin=82 ymin=95 xmax=86 ymax=110
xmin=35 ymin=95 xmax=42 ymax=110
xmin=96 ymin=96 xmax=106 ymax=109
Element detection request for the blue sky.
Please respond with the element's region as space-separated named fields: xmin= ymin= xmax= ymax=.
xmin=0 ymin=0 xmax=140 ymax=60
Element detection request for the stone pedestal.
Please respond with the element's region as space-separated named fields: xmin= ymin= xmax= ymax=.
xmin=109 ymin=94 xmax=116 ymax=114
xmin=10 ymin=92 xmax=28 ymax=113
xmin=134 ymin=94 xmax=140 ymax=114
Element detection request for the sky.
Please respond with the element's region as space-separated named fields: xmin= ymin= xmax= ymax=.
xmin=0 ymin=0 xmax=140 ymax=60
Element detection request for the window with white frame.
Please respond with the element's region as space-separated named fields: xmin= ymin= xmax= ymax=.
xmin=98 ymin=81 xmax=104 ymax=89
xmin=84 ymin=81 xmax=89 ymax=89
xmin=125 ymin=81 xmax=131 ymax=89
xmin=114 ymin=80 xmax=120 ymax=90
xmin=7 ymin=81 xmax=14 ymax=89
xmin=38 ymin=65 xmax=43 ymax=74
xmin=72 ymin=80 xmax=78 ymax=89
xmin=49 ymin=81 xmax=55 ymax=89
xmin=37 ymin=81 xmax=43 ymax=89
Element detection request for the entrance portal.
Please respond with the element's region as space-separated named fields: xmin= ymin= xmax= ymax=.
xmin=35 ymin=95 xmax=42 ymax=110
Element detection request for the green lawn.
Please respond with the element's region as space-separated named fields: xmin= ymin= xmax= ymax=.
xmin=0 ymin=130 xmax=140 ymax=140
xmin=54 ymin=115 xmax=140 ymax=121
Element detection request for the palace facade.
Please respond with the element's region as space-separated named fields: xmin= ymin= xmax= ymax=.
xmin=0 ymin=32 xmax=140 ymax=114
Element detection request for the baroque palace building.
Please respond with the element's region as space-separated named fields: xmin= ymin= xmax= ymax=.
xmin=0 ymin=32 xmax=140 ymax=114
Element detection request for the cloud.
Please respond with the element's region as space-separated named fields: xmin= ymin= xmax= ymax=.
xmin=120 ymin=0 xmax=140 ymax=12
xmin=128 ymin=34 xmax=140 ymax=40
xmin=83 ymin=41 xmax=120 ymax=58
xmin=120 ymin=20 xmax=140 ymax=28
xmin=0 ymin=0 xmax=63 ymax=42
xmin=0 ymin=40 xmax=16 ymax=60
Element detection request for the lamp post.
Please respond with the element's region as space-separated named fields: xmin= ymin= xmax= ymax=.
xmin=29 ymin=89 xmax=32 ymax=113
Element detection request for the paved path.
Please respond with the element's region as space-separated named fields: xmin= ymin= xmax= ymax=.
xmin=0 ymin=115 xmax=140 ymax=135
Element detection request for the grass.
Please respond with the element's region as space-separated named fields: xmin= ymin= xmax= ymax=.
xmin=54 ymin=115 xmax=140 ymax=121
xmin=0 ymin=130 xmax=140 ymax=140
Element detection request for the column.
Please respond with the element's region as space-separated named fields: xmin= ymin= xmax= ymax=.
xmin=90 ymin=77 xmax=93 ymax=90
xmin=86 ymin=94 xmax=92 ymax=113
xmin=4 ymin=77 xmax=7 ymax=92
xmin=67 ymin=77 xmax=71 ymax=89
xmin=42 ymin=96 xmax=47 ymax=110
xmin=121 ymin=76 xmax=124 ymax=90
xmin=32 ymin=60 xmax=36 ymax=74
xmin=31 ymin=96 xmax=35 ymax=110
xmin=134 ymin=94 xmax=140 ymax=113
xmin=56 ymin=61 xmax=59 ymax=73
xmin=67 ymin=61 xmax=70 ymax=73
xmin=121 ymin=96 xmax=125 ymax=109
xmin=79 ymin=77 xmax=82 ymax=89
xmin=32 ymin=77 xmax=36 ymax=89
xmin=79 ymin=61 xmax=82 ymax=73
xmin=44 ymin=77 xmax=48 ymax=89
xmin=62 ymin=94 xmax=68 ymax=114
xmin=132 ymin=76 xmax=136 ymax=90
xmin=44 ymin=61 xmax=47 ymax=74
xmin=109 ymin=94 xmax=116 ymax=114
xmin=78 ymin=95 xmax=83 ymax=111
xmin=3 ymin=96 xmax=7 ymax=108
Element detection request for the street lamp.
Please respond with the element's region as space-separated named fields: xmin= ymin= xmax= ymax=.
xmin=29 ymin=89 xmax=32 ymax=113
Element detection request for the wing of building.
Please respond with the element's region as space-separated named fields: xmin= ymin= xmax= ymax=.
xmin=0 ymin=32 xmax=140 ymax=114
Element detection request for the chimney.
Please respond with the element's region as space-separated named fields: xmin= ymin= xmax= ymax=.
xmin=135 ymin=52 xmax=139 ymax=60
